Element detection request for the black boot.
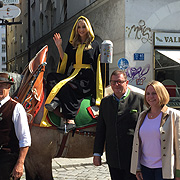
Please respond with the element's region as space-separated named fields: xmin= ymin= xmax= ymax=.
xmin=45 ymin=100 xmax=59 ymax=112
xmin=58 ymin=123 xmax=76 ymax=133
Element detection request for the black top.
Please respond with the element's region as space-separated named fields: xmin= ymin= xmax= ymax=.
xmin=94 ymin=91 xmax=145 ymax=170
xmin=0 ymin=99 xmax=19 ymax=153
xmin=63 ymin=40 xmax=100 ymax=102
xmin=46 ymin=40 xmax=101 ymax=119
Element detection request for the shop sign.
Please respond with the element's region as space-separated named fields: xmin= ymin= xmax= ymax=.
xmin=155 ymin=32 xmax=180 ymax=47
xmin=0 ymin=5 xmax=21 ymax=19
xmin=2 ymin=0 xmax=19 ymax=4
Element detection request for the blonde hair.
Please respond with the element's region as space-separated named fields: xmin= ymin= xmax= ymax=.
xmin=72 ymin=19 xmax=93 ymax=49
xmin=144 ymin=80 xmax=170 ymax=108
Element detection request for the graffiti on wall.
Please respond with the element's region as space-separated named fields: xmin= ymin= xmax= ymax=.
xmin=125 ymin=64 xmax=150 ymax=85
xmin=126 ymin=20 xmax=152 ymax=44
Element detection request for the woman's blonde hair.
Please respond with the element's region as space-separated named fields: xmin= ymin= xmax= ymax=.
xmin=72 ymin=19 xmax=93 ymax=49
xmin=144 ymin=80 xmax=170 ymax=108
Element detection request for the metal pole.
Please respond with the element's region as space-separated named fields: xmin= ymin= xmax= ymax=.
xmin=0 ymin=1 xmax=3 ymax=8
xmin=5 ymin=23 xmax=8 ymax=71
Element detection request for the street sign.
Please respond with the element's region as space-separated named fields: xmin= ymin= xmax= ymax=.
xmin=2 ymin=0 xmax=19 ymax=4
xmin=0 ymin=5 xmax=21 ymax=19
xmin=117 ymin=58 xmax=129 ymax=70
xmin=134 ymin=53 xmax=144 ymax=61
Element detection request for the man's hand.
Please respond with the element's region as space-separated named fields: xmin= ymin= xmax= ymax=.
xmin=136 ymin=171 xmax=143 ymax=180
xmin=12 ymin=161 xmax=24 ymax=180
xmin=93 ymin=156 xmax=101 ymax=166
xmin=12 ymin=147 xmax=29 ymax=180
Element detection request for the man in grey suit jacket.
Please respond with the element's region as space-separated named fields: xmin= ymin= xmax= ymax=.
xmin=93 ymin=69 xmax=145 ymax=180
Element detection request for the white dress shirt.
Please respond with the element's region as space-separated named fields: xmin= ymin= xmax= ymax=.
xmin=0 ymin=95 xmax=31 ymax=148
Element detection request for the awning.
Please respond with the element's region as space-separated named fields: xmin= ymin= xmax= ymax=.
xmin=156 ymin=49 xmax=180 ymax=64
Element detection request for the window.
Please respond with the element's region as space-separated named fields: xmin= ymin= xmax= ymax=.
xmin=31 ymin=0 xmax=35 ymax=6
xmin=2 ymin=57 xmax=6 ymax=64
xmin=14 ymin=26 xmax=17 ymax=43
xmin=155 ymin=49 xmax=180 ymax=107
xmin=40 ymin=0 xmax=42 ymax=11
xmin=2 ymin=34 xmax=5 ymax=42
xmin=32 ymin=21 xmax=36 ymax=42
xmin=40 ymin=13 xmax=44 ymax=37
xmin=20 ymin=35 xmax=23 ymax=51
xmin=0 ymin=25 xmax=5 ymax=29
xmin=2 ymin=44 xmax=6 ymax=53
xmin=16 ymin=64 xmax=18 ymax=71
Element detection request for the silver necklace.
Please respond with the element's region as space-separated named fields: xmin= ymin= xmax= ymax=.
xmin=149 ymin=111 xmax=161 ymax=118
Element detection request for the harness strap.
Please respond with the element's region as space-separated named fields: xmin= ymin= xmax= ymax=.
xmin=75 ymin=130 xmax=96 ymax=137
xmin=31 ymin=123 xmax=95 ymax=158
xmin=55 ymin=133 xmax=69 ymax=158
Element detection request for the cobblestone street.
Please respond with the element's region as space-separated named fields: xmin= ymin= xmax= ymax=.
xmin=21 ymin=154 xmax=111 ymax=180
xmin=52 ymin=163 xmax=110 ymax=180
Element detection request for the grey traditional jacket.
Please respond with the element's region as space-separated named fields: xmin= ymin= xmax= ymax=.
xmin=130 ymin=105 xmax=180 ymax=179
xmin=94 ymin=89 xmax=145 ymax=170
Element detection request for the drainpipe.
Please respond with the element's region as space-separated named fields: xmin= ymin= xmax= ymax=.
xmin=64 ymin=0 xmax=67 ymax=21
xmin=28 ymin=0 xmax=31 ymax=62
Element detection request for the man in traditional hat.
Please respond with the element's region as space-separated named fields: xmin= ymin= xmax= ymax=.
xmin=0 ymin=72 xmax=31 ymax=180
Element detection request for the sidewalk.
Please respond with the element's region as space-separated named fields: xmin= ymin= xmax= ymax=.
xmin=52 ymin=153 xmax=111 ymax=180
xmin=21 ymin=153 xmax=109 ymax=180
xmin=52 ymin=153 xmax=107 ymax=168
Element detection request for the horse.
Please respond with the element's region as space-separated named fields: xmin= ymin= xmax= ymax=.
xmin=23 ymin=100 xmax=97 ymax=179
xmin=3 ymin=70 xmax=97 ymax=180
xmin=6 ymin=46 xmax=99 ymax=180
xmin=6 ymin=46 xmax=144 ymax=180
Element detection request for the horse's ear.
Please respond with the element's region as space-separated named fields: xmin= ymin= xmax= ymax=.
xmin=29 ymin=45 xmax=48 ymax=73
xmin=6 ymin=72 xmax=22 ymax=97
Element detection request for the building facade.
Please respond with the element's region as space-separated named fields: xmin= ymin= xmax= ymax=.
xmin=0 ymin=22 xmax=6 ymax=71
xmin=6 ymin=0 xmax=28 ymax=72
xmin=6 ymin=0 xmax=124 ymax=75
xmin=125 ymin=0 xmax=180 ymax=108
xmin=6 ymin=0 xmax=180 ymax=108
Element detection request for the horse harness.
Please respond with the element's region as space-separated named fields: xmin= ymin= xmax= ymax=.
xmin=32 ymin=123 xmax=96 ymax=158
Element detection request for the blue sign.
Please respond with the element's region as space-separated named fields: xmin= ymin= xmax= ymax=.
xmin=117 ymin=58 xmax=129 ymax=70
xmin=134 ymin=53 xmax=144 ymax=61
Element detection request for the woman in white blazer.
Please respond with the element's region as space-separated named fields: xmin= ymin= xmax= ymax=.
xmin=130 ymin=80 xmax=180 ymax=180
